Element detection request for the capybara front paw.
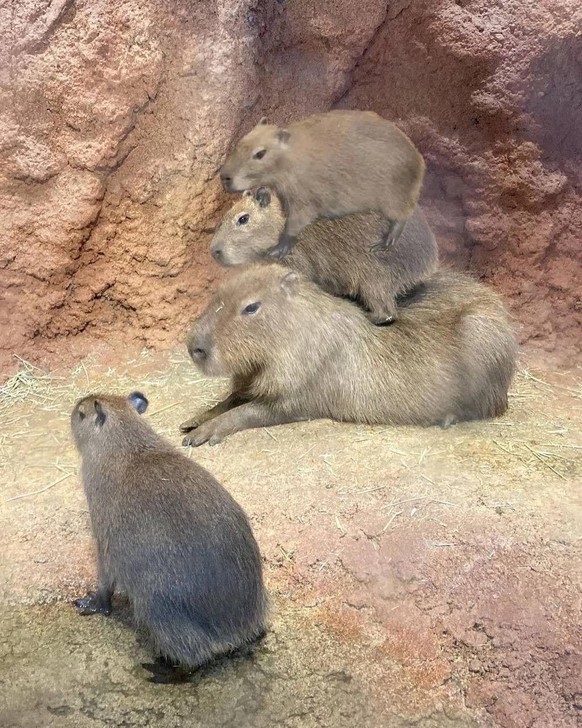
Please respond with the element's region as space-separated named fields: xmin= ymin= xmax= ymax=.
xmin=179 ymin=418 xmax=199 ymax=433
xmin=268 ymin=242 xmax=289 ymax=259
xmin=182 ymin=424 xmax=225 ymax=448
xmin=269 ymin=233 xmax=296 ymax=259
xmin=74 ymin=592 xmax=111 ymax=616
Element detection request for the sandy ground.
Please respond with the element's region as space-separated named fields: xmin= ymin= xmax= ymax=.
xmin=1 ymin=349 xmax=581 ymax=728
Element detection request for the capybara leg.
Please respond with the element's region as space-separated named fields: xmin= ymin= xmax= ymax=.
xmin=364 ymin=297 xmax=398 ymax=326
xmin=142 ymin=657 xmax=192 ymax=684
xmin=183 ymin=402 xmax=301 ymax=447
xmin=179 ymin=392 xmax=247 ymax=433
xmin=269 ymin=207 xmax=313 ymax=258
xmin=440 ymin=414 xmax=458 ymax=429
xmin=74 ymin=586 xmax=113 ymax=616
xmin=268 ymin=231 xmax=297 ymax=259
xmin=370 ymin=219 xmax=405 ymax=251
xmin=360 ymin=283 xmax=398 ymax=325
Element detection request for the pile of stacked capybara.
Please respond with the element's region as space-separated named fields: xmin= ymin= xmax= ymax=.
xmin=71 ymin=110 xmax=517 ymax=683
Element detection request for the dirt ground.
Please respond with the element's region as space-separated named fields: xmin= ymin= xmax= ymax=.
xmin=1 ymin=349 xmax=580 ymax=728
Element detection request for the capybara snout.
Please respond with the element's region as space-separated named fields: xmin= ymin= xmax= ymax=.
xmin=220 ymin=171 xmax=233 ymax=192
xmin=187 ymin=328 xmax=209 ymax=363
xmin=186 ymin=321 xmax=219 ymax=376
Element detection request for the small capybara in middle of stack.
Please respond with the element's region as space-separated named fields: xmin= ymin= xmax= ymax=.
xmin=211 ymin=186 xmax=438 ymax=324
xmin=180 ymin=265 xmax=516 ymax=445
xmin=71 ymin=391 xmax=268 ymax=683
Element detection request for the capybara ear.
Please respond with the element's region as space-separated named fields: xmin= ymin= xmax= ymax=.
xmin=279 ymin=270 xmax=299 ymax=296
xmin=277 ymin=129 xmax=290 ymax=145
xmin=242 ymin=189 xmax=253 ymax=198
xmin=259 ymin=116 xmax=268 ymax=125
xmin=255 ymin=187 xmax=271 ymax=208
xmin=94 ymin=400 xmax=107 ymax=427
xmin=128 ymin=391 xmax=149 ymax=415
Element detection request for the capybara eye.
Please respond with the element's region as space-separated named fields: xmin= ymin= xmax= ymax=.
xmin=253 ymin=149 xmax=266 ymax=160
xmin=78 ymin=410 xmax=85 ymax=420
xmin=237 ymin=214 xmax=250 ymax=225
xmin=242 ymin=301 xmax=261 ymax=315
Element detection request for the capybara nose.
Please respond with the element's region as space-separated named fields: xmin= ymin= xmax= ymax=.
xmin=187 ymin=338 xmax=208 ymax=362
xmin=212 ymin=247 xmax=223 ymax=263
xmin=191 ymin=347 xmax=207 ymax=361
xmin=220 ymin=174 xmax=233 ymax=192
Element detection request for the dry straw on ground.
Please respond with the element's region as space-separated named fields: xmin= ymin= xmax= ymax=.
xmin=1 ymin=351 xmax=580 ymax=506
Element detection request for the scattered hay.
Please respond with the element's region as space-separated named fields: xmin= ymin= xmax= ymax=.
xmin=0 ymin=351 xmax=223 ymax=419
xmin=0 ymin=356 xmax=62 ymax=412
xmin=520 ymin=369 xmax=582 ymax=399
xmin=382 ymin=509 xmax=403 ymax=532
xmin=0 ymin=355 xmax=580 ymax=507
xmin=6 ymin=472 xmax=74 ymax=503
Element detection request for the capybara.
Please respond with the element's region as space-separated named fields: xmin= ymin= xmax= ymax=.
xmin=180 ymin=266 xmax=516 ymax=445
xmin=211 ymin=187 xmax=438 ymax=323
xmin=71 ymin=391 xmax=268 ymax=683
xmin=219 ymin=110 xmax=425 ymax=257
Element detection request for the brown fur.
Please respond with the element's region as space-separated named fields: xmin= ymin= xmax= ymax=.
xmin=181 ymin=265 xmax=517 ymax=446
xmin=219 ymin=110 xmax=425 ymax=255
xmin=211 ymin=187 xmax=438 ymax=323
xmin=71 ymin=392 xmax=268 ymax=681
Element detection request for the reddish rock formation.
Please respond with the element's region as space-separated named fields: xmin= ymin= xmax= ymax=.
xmin=1 ymin=0 xmax=580 ymax=377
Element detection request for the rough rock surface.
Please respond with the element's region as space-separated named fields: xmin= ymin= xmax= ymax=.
xmin=341 ymin=0 xmax=582 ymax=364
xmin=1 ymin=0 xmax=580 ymax=376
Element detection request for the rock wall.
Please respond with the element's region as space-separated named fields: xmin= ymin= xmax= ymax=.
xmin=1 ymin=0 xmax=580 ymax=376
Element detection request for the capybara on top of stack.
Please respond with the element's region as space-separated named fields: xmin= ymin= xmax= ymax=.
xmin=219 ymin=110 xmax=425 ymax=258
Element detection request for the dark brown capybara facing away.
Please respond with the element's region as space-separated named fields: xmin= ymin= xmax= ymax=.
xmin=219 ymin=109 xmax=425 ymax=257
xmin=211 ymin=187 xmax=438 ymax=324
xmin=180 ymin=265 xmax=517 ymax=446
xmin=71 ymin=391 xmax=268 ymax=683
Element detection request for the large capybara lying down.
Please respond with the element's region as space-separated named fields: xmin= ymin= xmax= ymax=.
xmin=181 ymin=264 xmax=517 ymax=446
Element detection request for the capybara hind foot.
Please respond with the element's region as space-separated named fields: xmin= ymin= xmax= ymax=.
xmin=74 ymin=590 xmax=112 ymax=616
xmin=440 ymin=414 xmax=458 ymax=429
xmin=366 ymin=309 xmax=397 ymax=326
xmin=370 ymin=219 xmax=405 ymax=251
xmin=142 ymin=658 xmax=192 ymax=684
